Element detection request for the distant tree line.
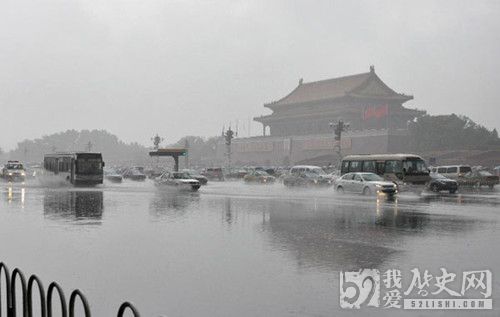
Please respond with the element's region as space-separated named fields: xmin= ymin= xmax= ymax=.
xmin=5 ymin=129 xmax=150 ymax=165
xmin=1 ymin=129 xmax=225 ymax=167
xmin=408 ymin=114 xmax=500 ymax=152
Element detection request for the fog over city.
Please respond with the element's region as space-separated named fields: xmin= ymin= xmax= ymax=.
xmin=3 ymin=2 xmax=500 ymax=316
xmin=1 ymin=0 xmax=500 ymax=150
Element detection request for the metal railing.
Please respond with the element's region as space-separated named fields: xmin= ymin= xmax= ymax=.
xmin=0 ymin=262 xmax=140 ymax=317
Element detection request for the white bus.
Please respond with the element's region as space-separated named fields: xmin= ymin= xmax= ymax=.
xmin=341 ymin=154 xmax=430 ymax=185
xmin=42 ymin=152 xmax=104 ymax=186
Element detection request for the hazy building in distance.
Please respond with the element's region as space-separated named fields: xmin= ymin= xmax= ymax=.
xmin=221 ymin=66 xmax=424 ymax=166
xmin=255 ymin=65 xmax=420 ymax=136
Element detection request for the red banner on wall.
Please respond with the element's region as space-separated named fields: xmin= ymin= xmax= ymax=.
xmin=363 ymin=104 xmax=389 ymax=120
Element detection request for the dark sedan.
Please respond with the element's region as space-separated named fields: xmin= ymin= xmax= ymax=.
xmin=182 ymin=169 xmax=208 ymax=185
xmin=122 ymin=167 xmax=147 ymax=181
xmin=428 ymin=173 xmax=458 ymax=193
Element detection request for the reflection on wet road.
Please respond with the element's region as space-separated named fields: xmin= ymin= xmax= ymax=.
xmin=44 ymin=190 xmax=104 ymax=223
xmin=0 ymin=180 xmax=499 ymax=316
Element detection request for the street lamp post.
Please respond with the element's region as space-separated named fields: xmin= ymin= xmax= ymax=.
xmin=184 ymin=138 xmax=189 ymax=169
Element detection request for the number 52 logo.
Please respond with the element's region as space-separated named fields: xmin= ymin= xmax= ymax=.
xmin=340 ymin=269 xmax=380 ymax=309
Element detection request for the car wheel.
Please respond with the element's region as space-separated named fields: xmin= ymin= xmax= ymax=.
xmin=336 ymin=186 xmax=344 ymax=194
xmin=363 ymin=187 xmax=372 ymax=196
xmin=430 ymin=184 xmax=439 ymax=192
xmin=449 ymin=189 xmax=456 ymax=194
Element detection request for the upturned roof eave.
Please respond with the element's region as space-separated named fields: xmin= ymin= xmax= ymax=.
xmin=346 ymin=92 xmax=414 ymax=102
xmin=264 ymin=93 xmax=413 ymax=110
xmin=264 ymin=95 xmax=348 ymax=109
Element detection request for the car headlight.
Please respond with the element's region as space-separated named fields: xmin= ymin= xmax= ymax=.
xmin=375 ymin=184 xmax=382 ymax=188
xmin=21 ymin=172 xmax=26 ymax=176
xmin=8 ymin=172 xmax=13 ymax=176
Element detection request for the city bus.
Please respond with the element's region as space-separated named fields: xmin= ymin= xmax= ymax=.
xmin=42 ymin=152 xmax=104 ymax=186
xmin=340 ymin=154 xmax=430 ymax=185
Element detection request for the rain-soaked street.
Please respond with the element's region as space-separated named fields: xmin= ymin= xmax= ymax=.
xmin=1 ymin=180 xmax=499 ymax=316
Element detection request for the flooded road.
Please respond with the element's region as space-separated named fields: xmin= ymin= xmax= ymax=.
xmin=1 ymin=180 xmax=499 ymax=316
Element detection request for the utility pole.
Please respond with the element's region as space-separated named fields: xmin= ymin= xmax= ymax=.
xmin=184 ymin=138 xmax=189 ymax=169
xmin=329 ymin=119 xmax=349 ymax=167
xmin=223 ymin=127 xmax=235 ymax=171
xmin=86 ymin=141 xmax=93 ymax=152
xmin=23 ymin=145 xmax=28 ymax=162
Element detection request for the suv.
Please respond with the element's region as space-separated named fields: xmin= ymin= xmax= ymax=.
xmin=283 ymin=165 xmax=332 ymax=187
xmin=2 ymin=161 xmax=26 ymax=182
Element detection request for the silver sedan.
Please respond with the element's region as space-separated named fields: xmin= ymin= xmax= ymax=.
xmin=335 ymin=172 xmax=398 ymax=196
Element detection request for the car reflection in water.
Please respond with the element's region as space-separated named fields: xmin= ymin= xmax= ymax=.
xmin=234 ymin=195 xmax=482 ymax=272
xmin=420 ymin=191 xmax=500 ymax=207
xmin=3 ymin=186 xmax=26 ymax=205
xmin=149 ymin=191 xmax=200 ymax=222
xmin=43 ymin=190 xmax=103 ymax=223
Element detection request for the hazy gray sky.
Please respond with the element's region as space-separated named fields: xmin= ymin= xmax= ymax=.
xmin=1 ymin=0 xmax=499 ymax=150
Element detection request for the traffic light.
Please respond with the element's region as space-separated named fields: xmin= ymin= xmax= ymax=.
xmin=225 ymin=129 xmax=234 ymax=145
xmin=332 ymin=120 xmax=348 ymax=141
xmin=334 ymin=124 xmax=341 ymax=141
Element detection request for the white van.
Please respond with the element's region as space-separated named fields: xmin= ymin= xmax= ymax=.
xmin=433 ymin=165 xmax=472 ymax=179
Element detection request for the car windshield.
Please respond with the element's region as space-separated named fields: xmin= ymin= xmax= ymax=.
xmin=361 ymin=173 xmax=384 ymax=182
xmin=76 ymin=159 xmax=103 ymax=175
xmin=460 ymin=166 xmax=472 ymax=173
xmin=478 ymin=170 xmax=493 ymax=176
xmin=104 ymin=168 xmax=117 ymax=174
xmin=173 ymin=172 xmax=190 ymax=179
xmin=403 ymin=159 xmax=428 ymax=174
xmin=254 ymin=171 xmax=269 ymax=176
xmin=309 ymin=167 xmax=326 ymax=175
xmin=6 ymin=163 xmax=24 ymax=170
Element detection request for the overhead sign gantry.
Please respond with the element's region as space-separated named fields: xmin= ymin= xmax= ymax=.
xmin=149 ymin=148 xmax=187 ymax=171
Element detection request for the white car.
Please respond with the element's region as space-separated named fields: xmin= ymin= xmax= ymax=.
xmin=155 ymin=171 xmax=201 ymax=191
xmin=1 ymin=160 xmax=26 ymax=182
xmin=335 ymin=172 xmax=398 ymax=195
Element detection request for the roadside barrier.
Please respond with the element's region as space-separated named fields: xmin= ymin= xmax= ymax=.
xmin=0 ymin=262 xmax=140 ymax=317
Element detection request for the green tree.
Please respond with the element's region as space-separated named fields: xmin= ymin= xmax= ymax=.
xmin=409 ymin=114 xmax=500 ymax=151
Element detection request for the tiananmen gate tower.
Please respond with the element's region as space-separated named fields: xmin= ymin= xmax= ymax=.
xmin=217 ymin=66 xmax=425 ymax=166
